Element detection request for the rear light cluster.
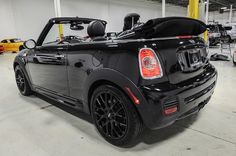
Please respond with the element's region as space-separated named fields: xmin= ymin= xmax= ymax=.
xmin=0 ymin=46 xmax=4 ymax=51
xmin=138 ymin=48 xmax=163 ymax=79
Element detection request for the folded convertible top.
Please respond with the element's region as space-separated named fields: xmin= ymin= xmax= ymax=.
xmin=134 ymin=17 xmax=207 ymax=38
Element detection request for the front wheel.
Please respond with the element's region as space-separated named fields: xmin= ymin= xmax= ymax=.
xmin=91 ymin=85 xmax=143 ymax=147
xmin=19 ymin=46 xmax=24 ymax=51
xmin=233 ymin=54 xmax=236 ymax=66
xmin=15 ymin=65 xmax=33 ymax=96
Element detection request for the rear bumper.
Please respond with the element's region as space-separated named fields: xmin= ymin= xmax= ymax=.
xmin=137 ymin=64 xmax=217 ymax=129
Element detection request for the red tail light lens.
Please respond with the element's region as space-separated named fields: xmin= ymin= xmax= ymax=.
xmin=177 ymin=35 xmax=193 ymax=39
xmin=139 ymin=48 xmax=163 ymax=79
xmin=164 ymin=106 xmax=178 ymax=116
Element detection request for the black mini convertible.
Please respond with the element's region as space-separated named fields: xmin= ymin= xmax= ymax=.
xmin=14 ymin=14 xmax=217 ymax=147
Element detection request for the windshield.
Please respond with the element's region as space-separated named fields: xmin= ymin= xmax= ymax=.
xmin=10 ymin=39 xmax=23 ymax=43
xmin=43 ymin=22 xmax=89 ymax=45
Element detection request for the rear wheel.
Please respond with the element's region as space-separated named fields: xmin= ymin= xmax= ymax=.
xmin=233 ymin=60 xmax=236 ymax=66
xmin=227 ymin=35 xmax=232 ymax=43
xmin=234 ymin=54 xmax=236 ymax=66
xmin=91 ymin=85 xmax=143 ymax=147
xmin=15 ymin=65 xmax=33 ymax=96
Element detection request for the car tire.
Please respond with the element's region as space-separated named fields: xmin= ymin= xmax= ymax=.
xmin=227 ymin=36 xmax=232 ymax=43
xmin=91 ymin=85 xmax=143 ymax=147
xmin=19 ymin=46 xmax=24 ymax=51
xmin=15 ymin=65 xmax=33 ymax=96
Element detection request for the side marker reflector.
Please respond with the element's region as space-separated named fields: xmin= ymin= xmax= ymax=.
xmin=125 ymin=87 xmax=140 ymax=105
xmin=164 ymin=106 xmax=178 ymax=115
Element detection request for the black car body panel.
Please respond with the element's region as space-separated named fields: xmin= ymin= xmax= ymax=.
xmin=14 ymin=17 xmax=217 ymax=130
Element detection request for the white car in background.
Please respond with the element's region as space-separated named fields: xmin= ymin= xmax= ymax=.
xmin=225 ymin=24 xmax=236 ymax=42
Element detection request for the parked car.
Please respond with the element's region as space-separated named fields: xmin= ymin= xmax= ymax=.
xmin=208 ymin=24 xmax=221 ymax=46
xmin=0 ymin=38 xmax=24 ymax=53
xmin=0 ymin=45 xmax=4 ymax=54
xmin=225 ymin=24 xmax=236 ymax=42
xmin=14 ymin=16 xmax=217 ymax=147
xmin=208 ymin=24 xmax=230 ymax=45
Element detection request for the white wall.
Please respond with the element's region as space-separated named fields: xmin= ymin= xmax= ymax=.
xmin=0 ymin=0 xmax=54 ymax=41
xmin=62 ymin=0 xmax=187 ymax=32
xmin=209 ymin=11 xmax=236 ymax=24
xmin=0 ymin=0 xmax=16 ymax=39
xmin=0 ymin=0 xmax=187 ymax=40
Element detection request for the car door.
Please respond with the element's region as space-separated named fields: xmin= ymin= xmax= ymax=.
xmin=27 ymin=24 xmax=69 ymax=96
xmin=231 ymin=26 xmax=236 ymax=40
xmin=27 ymin=44 xmax=68 ymax=95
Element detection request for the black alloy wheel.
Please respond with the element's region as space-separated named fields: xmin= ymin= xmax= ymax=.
xmin=16 ymin=69 xmax=25 ymax=92
xmin=91 ymin=85 xmax=143 ymax=147
xmin=15 ymin=65 xmax=33 ymax=96
xmin=93 ymin=90 xmax=128 ymax=139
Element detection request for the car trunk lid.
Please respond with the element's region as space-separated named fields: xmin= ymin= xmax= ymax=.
xmin=153 ymin=37 xmax=208 ymax=84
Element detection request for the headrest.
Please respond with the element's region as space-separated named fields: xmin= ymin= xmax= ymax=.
xmin=124 ymin=13 xmax=140 ymax=22
xmin=123 ymin=13 xmax=140 ymax=31
xmin=87 ymin=20 xmax=105 ymax=38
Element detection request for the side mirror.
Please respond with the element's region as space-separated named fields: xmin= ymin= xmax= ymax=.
xmin=23 ymin=39 xmax=36 ymax=49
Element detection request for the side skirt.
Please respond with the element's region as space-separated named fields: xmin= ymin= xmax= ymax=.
xmin=34 ymin=86 xmax=83 ymax=110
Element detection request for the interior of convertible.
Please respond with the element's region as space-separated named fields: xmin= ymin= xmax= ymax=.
xmin=43 ymin=13 xmax=142 ymax=45
xmin=43 ymin=14 xmax=206 ymax=46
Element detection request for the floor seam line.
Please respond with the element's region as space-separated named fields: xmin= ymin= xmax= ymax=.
xmin=176 ymin=124 xmax=236 ymax=145
xmin=0 ymin=104 xmax=54 ymax=122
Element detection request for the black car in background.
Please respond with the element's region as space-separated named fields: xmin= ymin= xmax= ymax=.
xmin=14 ymin=15 xmax=217 ymax=147
xmin=208 ymin=24 xmax=231 ymax=46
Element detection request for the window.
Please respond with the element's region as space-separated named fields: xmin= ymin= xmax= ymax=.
xmin=42 ymin=23 xmax=89 ymax=46
xmin=1 ymin=40 xmax=8 ymax=43
xmin=9 ymin=39 xmax=22 ymax=43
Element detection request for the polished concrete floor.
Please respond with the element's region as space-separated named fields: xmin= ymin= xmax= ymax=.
xmin=0 ymin=48 xmax=236 ymax=156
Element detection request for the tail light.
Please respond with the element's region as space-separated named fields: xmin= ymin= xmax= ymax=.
xmin=177 ymin=35 xmax=192 ymax=39
xmin=139 ymin=48 xmax=163 ymax=79
xmin=164 ymin=106 xmax=178 ymax=116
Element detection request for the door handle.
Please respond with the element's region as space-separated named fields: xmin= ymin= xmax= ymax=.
xmin=55 ymin=54 xmax=65 ymax=58
xmin=56 ymin=47 xmax=66 ymax=50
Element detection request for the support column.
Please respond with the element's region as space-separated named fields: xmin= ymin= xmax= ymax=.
xmin=54 ymin=0 xmax=62 ymax=17
xmin=204 ymin=0 xmax=209 ymax=42
xmin=229 ymin=4 xmax=233 ymax=24
xmin=54 ymin=0 xmax=64 ymax=40
xmin=188 ymin=0 xmax=199 ymax=19
xmin=162 ymin=0 xmax=166 ymax=17
xmin=205 ymin=0 xmax=209 ymax=24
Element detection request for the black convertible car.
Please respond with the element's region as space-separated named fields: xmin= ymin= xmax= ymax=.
xmin=14 ymin=14 xmax=217 ymax=147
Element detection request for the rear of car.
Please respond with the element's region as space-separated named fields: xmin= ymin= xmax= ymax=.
xmin=0 ymin=45 xmax=4 ymax=54
xmin=135 ymin=36 xmax=217 ymax=129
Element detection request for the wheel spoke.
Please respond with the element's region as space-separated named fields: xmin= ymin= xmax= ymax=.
xmin=97 ymin=114 xmax=106 ymax=123
xmin=93 ymin=90 xmax=128 ymax=139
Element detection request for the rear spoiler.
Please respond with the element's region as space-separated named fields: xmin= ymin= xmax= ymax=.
xmin=135 ymin=17 xmax=207 ymax=39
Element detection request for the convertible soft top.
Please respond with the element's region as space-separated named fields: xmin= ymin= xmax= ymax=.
xmin=128 ymin=17 xmax=207 ymax=39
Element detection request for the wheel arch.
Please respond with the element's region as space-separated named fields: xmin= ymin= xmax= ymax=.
xmin=82 ymin=69 xmax=148 ymax=123
xmin=13 ymin=57 xmax=33 ymax=90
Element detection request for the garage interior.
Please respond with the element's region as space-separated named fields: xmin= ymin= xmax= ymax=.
xmin=0 ymin=0 xmax=236 ymax=155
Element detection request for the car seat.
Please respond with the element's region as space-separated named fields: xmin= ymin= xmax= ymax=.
xmin=87 ymin=21 xmax=106 ymax=41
